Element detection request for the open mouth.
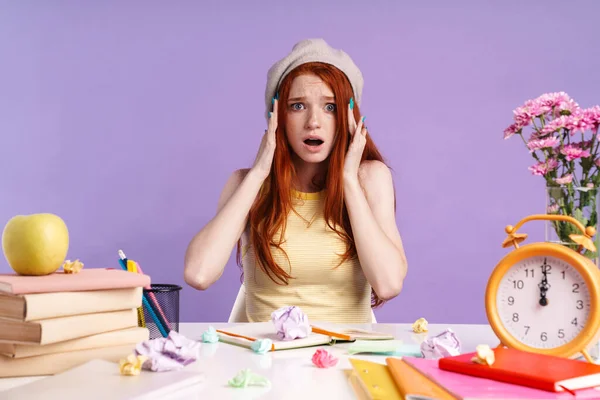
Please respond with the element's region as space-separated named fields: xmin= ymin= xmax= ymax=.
xmin=303 ymin=139 xmax=324 ymax=146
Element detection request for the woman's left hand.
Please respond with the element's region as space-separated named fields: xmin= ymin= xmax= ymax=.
xmin=343 ymin=101 xmax=367 ymax=181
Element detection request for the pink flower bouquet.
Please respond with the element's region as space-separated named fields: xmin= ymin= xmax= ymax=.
xmin=504 ymin=92 xmax=600 ymax=258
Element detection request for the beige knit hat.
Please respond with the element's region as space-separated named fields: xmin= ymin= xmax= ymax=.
xmin=264 ymin=38 xmax=364 ymax=120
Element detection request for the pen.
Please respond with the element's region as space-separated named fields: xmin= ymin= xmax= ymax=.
xmin=129 ymin=259 xmax=172 ymax=328
xmin=119 ymin=250 xmax=172 ymax=333
xmin=118 ymin=251 xmax=168 ymax=338
xmin=118 ymin=249 xmax=128 ymax=267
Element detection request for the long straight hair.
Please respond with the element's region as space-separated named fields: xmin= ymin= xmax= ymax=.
xmin=237 ymin=62 xmax=392 ymax=307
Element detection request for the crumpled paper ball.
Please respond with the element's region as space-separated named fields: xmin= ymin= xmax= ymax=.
xmin=228 ymin=369 xmax=271 ymax=388
xmin=251 ymin=339 xmax=272 ymax=354
xmin=412 ymin=317 xmax=428 ymax=333
xmin=472 ymin=344 xmax=495 ymax=365
xmin=312 ymin=348 xmax=338 ymax=368
xmin=119 ymin=354 xmax=148 ymax=376
xmin=134 ymin=330 xmax=200 ymax=372
xmin=62 ymin=259 xmax=84 ymax=274
xmin=420 ymin=328 xmax=461 ymax=359
xmin=271 ymin=306 xmax=310 ymax=341
xmin=201 ymin=326 xmax=219 ymax=343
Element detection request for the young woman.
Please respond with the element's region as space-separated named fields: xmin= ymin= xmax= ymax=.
xmin=184 ymin=39 xmax=408 ymax=323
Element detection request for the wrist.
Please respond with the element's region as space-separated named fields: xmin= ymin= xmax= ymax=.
xmin=247 ymin=168 xmax=269 ymax=185
xmin=343 ymin=172 xmax=359 ymax=186
xmin=343 ymin=174 xmax=361 ymax=192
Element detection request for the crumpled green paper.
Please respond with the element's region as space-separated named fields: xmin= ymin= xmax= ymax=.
xmin=228 ymin=368 xmax=271 ymax=388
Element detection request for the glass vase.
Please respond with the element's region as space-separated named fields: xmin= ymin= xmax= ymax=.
xmin=545 ymin=185 xmax=600 ymax=265
xmin=546 ymin=185 xmax=600 ymax=361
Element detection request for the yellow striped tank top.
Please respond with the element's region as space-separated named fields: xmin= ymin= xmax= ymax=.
xmin=241 ymin=189 xmax=372 ymax=323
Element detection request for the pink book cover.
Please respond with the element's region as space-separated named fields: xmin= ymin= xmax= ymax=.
xmin=0 ymin=268 xmax=151 ymax=294
xmin=403 ymin=357 xmax=600 ymax=399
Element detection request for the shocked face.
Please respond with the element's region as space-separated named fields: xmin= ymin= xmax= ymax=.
xmin=284 ymin=74 xmax=337 ymax=165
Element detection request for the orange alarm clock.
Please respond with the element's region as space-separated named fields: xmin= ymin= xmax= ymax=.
xmin=485 ymin=214 xmax=600 ymax=363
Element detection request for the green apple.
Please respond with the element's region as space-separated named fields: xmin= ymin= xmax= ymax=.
xmin=2 ymin=213 xmax=69 ymax=276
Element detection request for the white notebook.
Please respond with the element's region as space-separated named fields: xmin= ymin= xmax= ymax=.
xmin=216 ymin=321 xmax=394 ymax=351
xmin=0 ymin=359 xmax=205 ymax=400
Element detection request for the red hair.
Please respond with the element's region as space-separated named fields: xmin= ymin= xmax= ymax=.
xmin=237 ymin=62 xmax=393 ymax=308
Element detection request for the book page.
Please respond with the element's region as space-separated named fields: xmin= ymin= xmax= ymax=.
xmin=310 ymin=323 xmax=394 ymax=340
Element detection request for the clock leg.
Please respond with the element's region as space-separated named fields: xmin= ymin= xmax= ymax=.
xmin=494 ymin=342 xmax=505 ymax=349
xmin=581 ymin=349 xmax=595 ymax=364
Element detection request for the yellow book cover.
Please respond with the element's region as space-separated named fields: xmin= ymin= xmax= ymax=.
xmin=348 ymin=358 xmax=402 ymax=399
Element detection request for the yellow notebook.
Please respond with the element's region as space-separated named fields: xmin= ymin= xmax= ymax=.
xmin=348 ymin=358 xmax=402 ymax=399
xmin=344 ymin=369 xmax=372 ymax=400
xmin=348 ymin=358 xmax=459 ymax=400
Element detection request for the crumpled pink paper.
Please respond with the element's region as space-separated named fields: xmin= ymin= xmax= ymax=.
xmin=134 ymin=330 xmax=200 ymax=372
xmin=271 ymin=306 xmax=310 ymax=341
xmin=312 ymin=348 xmax=338 ymax=368
xmin=420 ymin=328 xmax=461 ymax=359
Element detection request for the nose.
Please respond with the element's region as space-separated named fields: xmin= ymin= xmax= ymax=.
xmin=305 ymin=109 xmax=321 ymax=130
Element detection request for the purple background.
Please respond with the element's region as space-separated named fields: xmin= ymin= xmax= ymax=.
xmin=1 ymin=1 xmax=599 ymax=324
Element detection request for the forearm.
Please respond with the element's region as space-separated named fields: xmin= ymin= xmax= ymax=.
xmin=184 ymin=170 xmax=265 ymax=289
xmin=343 ymin=177 xmax=407 ymax=300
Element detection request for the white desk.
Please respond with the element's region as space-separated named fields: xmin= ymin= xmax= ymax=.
xmin=0 ymin=322 xmax=498 ymax=399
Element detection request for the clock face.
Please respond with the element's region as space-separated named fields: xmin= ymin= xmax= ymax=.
xmin=496 ymin=255 xmax=590 ymax=349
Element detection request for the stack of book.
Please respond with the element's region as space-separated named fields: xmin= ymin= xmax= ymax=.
xmin=0 ymin=268 xmax=151 ymax=377
xmin=346 ymin=346 xmax=600 ymax=399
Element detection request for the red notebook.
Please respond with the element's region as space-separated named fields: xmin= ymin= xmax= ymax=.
xmin=404 ymin=357 xmax=600 ymax=399
xmin=0 ymin=268 xmax=151 ymax=294
xmin=438 ymin=347 xmax=600 ymax=393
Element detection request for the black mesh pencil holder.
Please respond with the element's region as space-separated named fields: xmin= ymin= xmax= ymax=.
xmin=139 ymin=284 xmax=182 ymax=340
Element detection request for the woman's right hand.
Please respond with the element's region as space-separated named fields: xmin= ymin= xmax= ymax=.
xmin=251 ymin=99 xmax=278 ymax=181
